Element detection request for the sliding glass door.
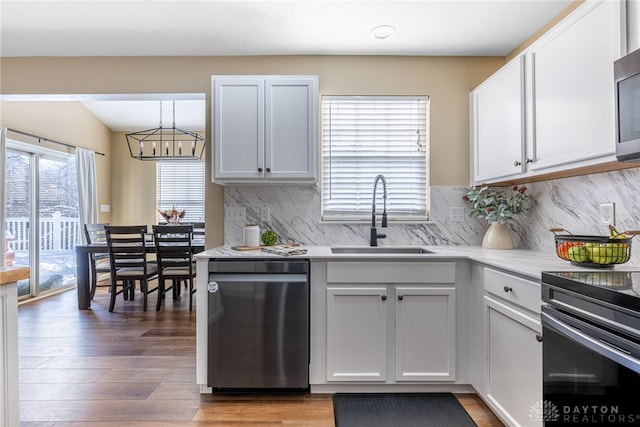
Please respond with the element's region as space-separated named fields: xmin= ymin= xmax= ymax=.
xmin=5 ymin=143 xmax=78 ymax=298
xmin=5 ymin=149 xmax=32 ymax=297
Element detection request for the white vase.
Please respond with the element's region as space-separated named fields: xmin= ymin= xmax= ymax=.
xmin=482 ymin=221 xmax=513 ymax=249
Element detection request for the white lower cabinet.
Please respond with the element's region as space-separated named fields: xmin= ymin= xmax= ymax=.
xmin=483 ymin=268 xmax=542 ymax=427
xmin=318 ymin=261 xmax=457 ymax=385
xmin=394 ymin=286 xmax=456 ymax=382
xmin=0 ymin=281 xmax=19 ymax=427
xmin=326 ymin=287 xmax=388 ymax=381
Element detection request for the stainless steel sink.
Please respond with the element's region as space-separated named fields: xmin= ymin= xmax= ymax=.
xmin=330 ymin=246 xmax=433 ymax=254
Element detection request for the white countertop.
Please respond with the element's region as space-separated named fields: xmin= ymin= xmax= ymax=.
xmin=196 ymin=245 xmax=640 ymax=281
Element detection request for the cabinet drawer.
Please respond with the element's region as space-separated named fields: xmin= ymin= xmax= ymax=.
xmin=484 ymin=268 xmax=540 ymax=313
xmin=326 ymin=262 xmax=455 ymax=284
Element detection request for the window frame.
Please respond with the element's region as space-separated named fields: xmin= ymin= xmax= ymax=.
xmin=156 ymin=160 xmax=205 ymax=224
xmin=320 ymin=95 xmax=430 ymax=223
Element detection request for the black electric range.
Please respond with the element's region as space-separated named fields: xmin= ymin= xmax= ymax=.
xmin=542 ymin=270 xmax=640 ymax=315
xmin=540 ymin=271 xmax=640 ymax=426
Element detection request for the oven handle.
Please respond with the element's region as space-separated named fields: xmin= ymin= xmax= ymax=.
xmin=541 ymin=310 xmax=640 ymax=374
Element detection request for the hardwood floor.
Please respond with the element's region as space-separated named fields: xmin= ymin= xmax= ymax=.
xmin=17 ymin=286 xmax=504 ymax=426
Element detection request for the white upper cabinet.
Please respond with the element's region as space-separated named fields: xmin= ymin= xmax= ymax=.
xmin=470 ymin=0 xmax=626 ymax=184
xmin=213 ymin=78 xmax=265 ymax=180
xmin=212 ymin=75 xmax=318 ymax=184
xmin=527 ymin=0 xmax=624 ymax=172
xmin=471 ymin=55 xmax=526 ymax=183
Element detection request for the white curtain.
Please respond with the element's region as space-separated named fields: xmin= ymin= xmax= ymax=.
xmin=75 ymin=147 xmax=98 ymax=244
xmin=0 ymin=128 xmax=6 ymax=264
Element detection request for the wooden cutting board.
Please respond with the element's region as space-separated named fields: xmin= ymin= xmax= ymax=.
xmin=231 ymin=243 xmax=300 ymax=251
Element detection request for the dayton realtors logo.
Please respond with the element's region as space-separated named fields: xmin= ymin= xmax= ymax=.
xmin=530 ymin=401 xmax=640 ymax=424
xmin=529 ymin=400 xmax=559 ymax=422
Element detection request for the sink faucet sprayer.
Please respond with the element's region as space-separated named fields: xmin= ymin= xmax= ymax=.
xmin=370 ymin=174 xmax=388 ymax=246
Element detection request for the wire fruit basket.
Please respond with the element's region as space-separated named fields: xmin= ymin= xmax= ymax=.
xmin=549 ymin=227 xmax=639 ymax=268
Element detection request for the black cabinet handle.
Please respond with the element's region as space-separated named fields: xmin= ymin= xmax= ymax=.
xmin=266 ymin=167 xmax=271 ymax=172
xmin=381 ymin=295 xmax=387 ymax=301
xmin=503 ymin=286 xmax=512 ymax=293
xmin=526 ymin=158 xmax=533 ymax=164
xmin=513 ymin=161 xmax=522 ymax=166
xmin=398 ymin=295 xmax=404 ymax=301
xmin=536 ymin=334 xmax=543 ymax=342
xmin=258 ymin=167 xmax=263 ymax=172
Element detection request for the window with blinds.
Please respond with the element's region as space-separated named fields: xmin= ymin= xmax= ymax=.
xmin=156 ymin=161 xmax=205 ymax=223
xmin=322 ymin=96 xmax=429 ymax=221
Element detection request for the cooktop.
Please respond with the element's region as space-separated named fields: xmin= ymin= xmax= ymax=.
xmin=542 ymin=270 xmax=640 ymax=313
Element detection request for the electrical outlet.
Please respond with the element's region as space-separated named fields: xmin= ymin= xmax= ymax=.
xmin=224 ymin=206 xmax=246 ymax=221
xmin=450 ymin=207 xmax=465 ymax=223
xmin=260 ymin=206 xmax=270 ymax=221
xmin=600 ymin=202 xmax=615 ymax=225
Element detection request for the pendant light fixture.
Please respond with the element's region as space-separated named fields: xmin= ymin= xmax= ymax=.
xmin=126 ymin=100 xmax=205 ymax=161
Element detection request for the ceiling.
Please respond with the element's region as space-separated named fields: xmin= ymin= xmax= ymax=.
xmin=1 ymin=0 xmax=572 ymax=57
xmin=81 ymin=99 xmax=207 ymax=132
xmin=0 ymin=0 xmax=573 ymax=131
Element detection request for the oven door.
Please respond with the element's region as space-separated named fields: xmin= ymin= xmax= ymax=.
xmin=541 ymin=307 xmax=640 ymax=426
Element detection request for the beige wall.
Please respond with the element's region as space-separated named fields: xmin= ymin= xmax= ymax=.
xmin=0 ymin=101 xmax=113 ymax=223
xmin=0 ymin=55 xmax=504 ymax=245
xmin=110 ymin=132 xmax=157 ymax=226
xmin=506 ymin=0 xmax=584 ymax=61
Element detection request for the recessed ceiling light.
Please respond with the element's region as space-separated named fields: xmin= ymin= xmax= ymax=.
xmin=370 ymin=25 xmax=396 ymax=40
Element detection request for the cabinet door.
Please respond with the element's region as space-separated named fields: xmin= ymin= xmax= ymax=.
xmin=485 ymin=296 xmax=542 ymax=427
xmin=326 ymin=287 xmax=388 ymax=381
xmin=471 ymin=55 xmax=526 ymax=183
xmin=265 ymin=78 xmax=317 ymax=180
xmin=395 ymin=287 xmax=456 ymax=382
xmin=528 ymin=0 xmax=623 ymax=171
xmin=212 ymin=77 xmax=265 ymax=179
xmin=0 ymin=282 xmax=19 ymax=427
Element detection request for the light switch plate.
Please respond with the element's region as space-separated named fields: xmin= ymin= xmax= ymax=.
xmin=100 ymin=204 xmax=111 ymax=213
xmin=225 ymin=206 xmax=246 ymax=221
xmin=260 ymin=206 xmax=270 ymax=221
xmin=450 ymin=207 xmax=465 ymax=222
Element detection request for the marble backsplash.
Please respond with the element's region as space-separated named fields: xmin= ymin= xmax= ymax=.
xmin=224 ymin=166 xmax=640 ymax=263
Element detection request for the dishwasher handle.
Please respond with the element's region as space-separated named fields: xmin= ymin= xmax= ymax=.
xmin=208 ymin=273 xmax=308 ymax=284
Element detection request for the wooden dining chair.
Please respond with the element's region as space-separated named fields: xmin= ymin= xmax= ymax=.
xmin=105 ymin=225 xmax=159 ymax=312
xmin=190 ymin=222 xmax=205 ymax=242
xmin=83 ymin=223 xmax=111 ymax=300
xmin=152 ymin=224 xmax=196 ymax=311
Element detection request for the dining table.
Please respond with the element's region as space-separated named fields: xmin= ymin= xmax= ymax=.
xmin=74 ymin=239 xmax=205 ymax=310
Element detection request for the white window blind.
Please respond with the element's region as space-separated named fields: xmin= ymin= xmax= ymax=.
xmin=322 ymin=96 xmax=429 ymax=221
xmin=156 ymin=161 xmax=205 ymax=223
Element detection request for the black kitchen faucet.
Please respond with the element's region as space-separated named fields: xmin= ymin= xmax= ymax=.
xmin=370 ymin=174 xmax=388 ymax=246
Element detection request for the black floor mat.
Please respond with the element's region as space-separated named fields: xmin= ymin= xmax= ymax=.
xmin=333 ymin=393 xmax=477 ymax=427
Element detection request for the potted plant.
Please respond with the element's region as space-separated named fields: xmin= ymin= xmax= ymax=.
xmin=463 ymin=184 xmax=532 ymax=249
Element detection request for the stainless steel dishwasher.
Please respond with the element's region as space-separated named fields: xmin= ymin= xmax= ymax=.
xmin=207 ymin=259 xmax=309 ymax=391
